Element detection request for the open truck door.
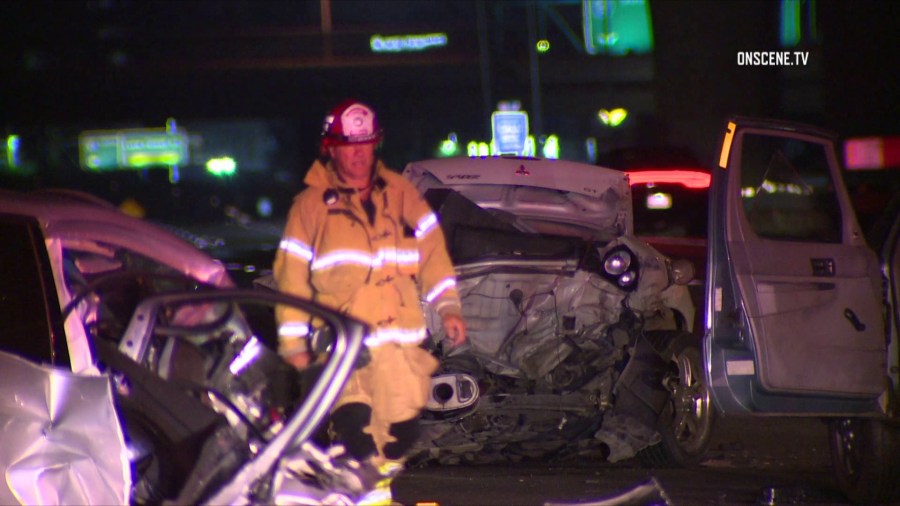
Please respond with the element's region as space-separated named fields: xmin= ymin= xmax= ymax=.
xmin=704 ymin=117 xmax=900 ymax=504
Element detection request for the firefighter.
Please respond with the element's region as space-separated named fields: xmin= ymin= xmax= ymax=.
xmin=273 ymin=99 xmax=466 ymax=504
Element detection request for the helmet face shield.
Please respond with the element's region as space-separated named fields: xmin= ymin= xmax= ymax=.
xmin=321 ymin=100 xmax=383 ymax=153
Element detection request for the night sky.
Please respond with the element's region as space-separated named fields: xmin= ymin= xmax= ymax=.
xmin=1 ymin=0 xmax=898 ymax=176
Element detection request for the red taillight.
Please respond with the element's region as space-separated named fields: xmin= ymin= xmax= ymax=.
xmin=625 ymin=169 xmax=711 ymax=189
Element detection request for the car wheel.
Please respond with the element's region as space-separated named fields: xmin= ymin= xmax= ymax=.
xmin=638 ymin=331 xmax=715 ymax=467
xmin=828 ymin=417 xmax=900 ymax=505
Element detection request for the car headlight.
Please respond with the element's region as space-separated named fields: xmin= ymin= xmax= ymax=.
xmin=617 ymin=270 xmax=638 ymax=288
xmin=601 ymin=246 xmax=640 ymax=291
xmin=603 ymin=249 xmax=632 ymax=275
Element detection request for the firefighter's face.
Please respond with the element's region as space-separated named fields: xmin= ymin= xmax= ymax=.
xmin=330 ymin=142 xmax=377 ymax=182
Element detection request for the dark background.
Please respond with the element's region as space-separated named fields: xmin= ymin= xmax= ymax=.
xmin=1 ymin=0 xmax=897 ymax=229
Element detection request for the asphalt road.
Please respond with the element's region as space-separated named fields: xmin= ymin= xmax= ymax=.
xmin=393 ymin=416 xmax=851 ymax=506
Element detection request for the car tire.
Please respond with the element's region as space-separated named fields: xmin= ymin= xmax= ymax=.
xmin=638 ymin=331 xmax=716 ymax=467
xmin=828 ymin=417 xmax=900 ymax=505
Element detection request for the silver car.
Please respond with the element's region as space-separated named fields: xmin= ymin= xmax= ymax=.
xmin=0 ymin=189 xmax=376 ymax=505
xmin=402 ymin=156 xmax=714 ymax=467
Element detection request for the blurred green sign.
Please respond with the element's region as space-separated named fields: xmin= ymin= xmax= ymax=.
xmin=583 ymin=0 xmax=654 ymax=56
xmin=370 ymin=33 xmax=447 ymax=52
xmin=79 ymin=123 xmax=187 ymax=171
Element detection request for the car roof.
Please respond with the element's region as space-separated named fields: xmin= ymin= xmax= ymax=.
xmin=0 ymin=189 xmax=232 ymax=287
xmin=403 ymin=156 xmax=633 ymax=237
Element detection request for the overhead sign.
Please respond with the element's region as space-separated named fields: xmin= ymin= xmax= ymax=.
xmin=491 ymin=111 xmax=529 ymax=155
xmin=370 ymin=33 xmax=448 ymax=53
xmin=583 ymin=0 xmax=654 ymax=56
xmin=79 ymin=120 xmax=188 ymax=171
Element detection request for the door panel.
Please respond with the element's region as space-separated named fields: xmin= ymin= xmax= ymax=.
xmin=707 ymin=118 xmax=885 ymax=411
xmin=0 ymin=216 xmax=69 ymax=367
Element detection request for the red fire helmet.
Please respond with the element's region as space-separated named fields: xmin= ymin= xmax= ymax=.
xmin=320 ymin=99 xmax=383 ymax=154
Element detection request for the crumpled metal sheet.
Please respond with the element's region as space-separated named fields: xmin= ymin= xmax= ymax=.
xmin=443 ymin=267 xmax=624 ymax=379
xmin=593 ymin=411 xmax=662 ymax=463
xmin=612 ymin=236 xmax=671 ymax=314
xmin=0 ymin=351 xmax=130 ymax=506
xmin=269 ymin=444 xmax=360 ymax=506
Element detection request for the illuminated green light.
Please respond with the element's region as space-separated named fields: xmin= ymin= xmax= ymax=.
xmin=467 ymin=140 xmax=501 ymax=157
xmin=440 ymin=140 xmax=457 ymax=156
xmin=537 ymin=40 xmax=550 ymax=53
xmin=542 ymin=135 xmax=560 ymax=159
xmin=370 ymin=33 xmax=447 ymax=53
xmin=6 ymin=135 xmax=20 ymax=169
xmin=598 ymin=108 xmax=628 ymax=127
xmin=206 ymin=157 xmax=237 ymax=177
xmin=525 ymin=136 xmax=536 ymax=157
xmin=438 ymin=133 xmax=459 ymax=157
xmin=127 ymin=152 xmax=181 ymax=167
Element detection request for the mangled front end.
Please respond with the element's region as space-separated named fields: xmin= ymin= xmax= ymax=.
xmin=419 ymin=234 xmax=696 ymax=464
xmin=405 ymin=156 xmax=709 ymax=466
xmin=450 ymin=235 xmax=691 ymax=379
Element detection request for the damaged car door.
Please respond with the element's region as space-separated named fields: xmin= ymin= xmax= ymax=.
xmin=706 ymin=116 xmax=900 ymax=504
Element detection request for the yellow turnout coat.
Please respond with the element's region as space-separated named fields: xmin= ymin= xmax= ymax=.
xmin=274 ymin=158 xmax=461 ymax=431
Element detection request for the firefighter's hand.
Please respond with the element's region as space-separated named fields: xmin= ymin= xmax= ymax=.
xmin=442 ymin=313 xmax=467 ymax=348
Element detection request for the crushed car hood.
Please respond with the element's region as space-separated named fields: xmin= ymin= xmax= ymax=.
xmin=403 ymin=156 xmax=633 ymax=239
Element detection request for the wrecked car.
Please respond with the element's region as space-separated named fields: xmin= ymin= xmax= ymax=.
xmin=0 ymin=189 xmax=378 ymax=504
xmin=401 ymin=156 xmax=715 ymax=466
xmin=0 ymin=188 xmax=235 ymax=376
xmin=704 ymin=117 xmax=900 ymax=504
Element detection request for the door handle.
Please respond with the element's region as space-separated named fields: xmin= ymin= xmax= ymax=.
xmin=844 ymin=308 xmax=866 ymax=332
xmin=811 ymin=258 xmax=835 ymax=277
